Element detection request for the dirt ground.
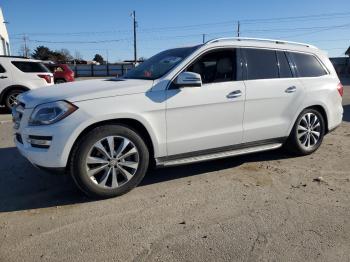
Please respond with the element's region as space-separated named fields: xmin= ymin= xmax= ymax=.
xmin=0 ymin=86 xmax=349 ymax=262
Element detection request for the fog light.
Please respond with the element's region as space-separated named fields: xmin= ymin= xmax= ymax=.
xmin=26 ymin=135 xmax=52 ymax=148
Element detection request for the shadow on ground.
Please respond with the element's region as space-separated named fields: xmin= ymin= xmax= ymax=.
xmin=0 ymin=106 xmax=9 ymax=115
xmin=343 ymin=104 xmax=350 ymax=122
xmin=0 ymin=146 xmax=292 ymax=213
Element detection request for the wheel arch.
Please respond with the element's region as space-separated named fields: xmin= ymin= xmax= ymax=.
xmin=67 ymin=118 xmax=156 ymax=170
xmin=306 ymin=105 xmax=328 ymax=133
xmin=288 ymin=103 xmax=329 ymax=136
xmin=0 ymin=85 xmax=30 ymax=104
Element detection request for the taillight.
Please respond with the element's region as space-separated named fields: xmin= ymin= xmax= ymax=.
xmin=337 ymin=82 xmax=343 ymax=97
xmin=38 ymin=74 xmax=52 ymax=84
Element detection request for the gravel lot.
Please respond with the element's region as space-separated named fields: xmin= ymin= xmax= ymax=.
xmin=0 ymin=84 xmax=349 ymax=262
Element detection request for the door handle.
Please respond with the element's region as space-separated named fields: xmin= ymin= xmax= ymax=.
xmin=227 ymin=90 xmax=242 ymax=99
xmin=0 ymin=76 xmax=7 ymax=79
xmin=285 ymin=86 xmax=297 ymax=93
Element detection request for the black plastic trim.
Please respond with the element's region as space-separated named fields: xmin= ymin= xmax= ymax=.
xmin=157 ymin=137 xmax=287 ymax=163
xmin=28 ymin=135 xmax=52 ymax=140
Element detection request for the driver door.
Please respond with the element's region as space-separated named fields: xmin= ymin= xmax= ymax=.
xmin=165 ymin=48 xmax=246 ymax=156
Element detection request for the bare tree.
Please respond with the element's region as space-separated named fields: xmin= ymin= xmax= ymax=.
xmin=74 ymin=50 xmax=83 ymax=60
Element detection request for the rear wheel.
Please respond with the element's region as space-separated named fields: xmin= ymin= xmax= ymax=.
xmin=4 ymin=89 xmax=25 ymax=111
xmin=70 ymin=125 xmax=149 ymax=198
xmin=55 ymin=79 xmax=66 ymax=84
xmin=284 ymin=108 xmax=325 ymax=155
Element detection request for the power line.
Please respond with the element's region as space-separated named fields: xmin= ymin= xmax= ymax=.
xmin=10 ymin=11 xmax=350 ymax=37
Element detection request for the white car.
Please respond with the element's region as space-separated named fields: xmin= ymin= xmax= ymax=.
xmin=12 ymin=37 xmax=343 ymax=198
xmin=0 ymin=56 xmax=53 ymax=110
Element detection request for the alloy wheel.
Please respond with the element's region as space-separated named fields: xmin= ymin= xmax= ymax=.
xmin=6 ymin=92 xmax=21 ymax=108
xmin=297 ymin=112 xmax=321 ymax=150
xmin=85 ymin=136 xmax=139 ymax=189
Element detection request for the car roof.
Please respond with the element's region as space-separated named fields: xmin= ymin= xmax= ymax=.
xmin=0 ymin=56 xmax=44 ymax=63
xmin=203 ymin=37 xmax=325 ymax=56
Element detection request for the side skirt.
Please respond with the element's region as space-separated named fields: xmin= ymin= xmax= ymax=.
xmin=156 ymin=138 xmax=286 ymax=167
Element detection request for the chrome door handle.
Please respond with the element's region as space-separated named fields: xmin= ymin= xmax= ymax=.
xmin=285 ymin=86 xmax=297 ymax=93
xmin=227 ymin=90 xmax=242 ymax=99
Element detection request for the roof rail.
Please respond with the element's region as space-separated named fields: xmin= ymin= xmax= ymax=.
xmin=0 ymin=55 xmax=30 ymax=59
xmin=206 ymin=37 xmax=317 ymax=49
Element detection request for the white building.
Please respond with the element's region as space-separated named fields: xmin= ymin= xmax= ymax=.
xmin=0 ymin=8 xmax=10 ymax=56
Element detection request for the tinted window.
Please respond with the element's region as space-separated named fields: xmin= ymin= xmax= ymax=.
xmin=187 ymin=50 xmax=236 ymax=84
xmin=290 ymin=52 xmax=327 ymax=77
xmin=0 ymin=64 xmax=5 ymax=73
xmin=245 ymin=49 xmax=279 ymax=80
xmin=276 ymin=51 xmax=293 ymax=78
xmin=11 ymin=61 xmax=50 ymax=73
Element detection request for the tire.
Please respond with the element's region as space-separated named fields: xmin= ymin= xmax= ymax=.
xmin=55 ymin=79 xmax=66 ymax=84
xmin=284 ymin=108 xmax=325 ymax=156
xmin=70 ymin=124 xmax=149 ymax=198
xmin=4 ymin=89 xmax=25 ymax=111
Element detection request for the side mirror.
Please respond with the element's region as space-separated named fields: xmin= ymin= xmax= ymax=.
xmin=174 ymin=72 xmax=202 ymax=87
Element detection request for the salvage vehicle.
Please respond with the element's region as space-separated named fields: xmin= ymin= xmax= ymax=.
xmin=12 ymin=37 xmax=343 ymax=198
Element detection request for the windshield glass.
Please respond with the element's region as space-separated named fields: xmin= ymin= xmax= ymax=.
xmin=124 ymin=45 xmax=201 ymax=80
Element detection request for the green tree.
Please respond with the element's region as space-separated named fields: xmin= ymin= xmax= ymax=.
xmin=93 ymin=54 xmax=105 ymax=64
xmin=32 ymin=46 xmax=52 ymax=60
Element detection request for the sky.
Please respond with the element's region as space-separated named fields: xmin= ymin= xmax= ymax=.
xmin=1 ymin=0 xmax=350 ymax=62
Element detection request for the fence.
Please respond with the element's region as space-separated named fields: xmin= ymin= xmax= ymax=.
xmin=68 ymin=63 xmax=135 ymax=78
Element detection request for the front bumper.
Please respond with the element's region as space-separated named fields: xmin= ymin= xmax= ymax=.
xmin=13 ymin=105 xmax=87 ymax=169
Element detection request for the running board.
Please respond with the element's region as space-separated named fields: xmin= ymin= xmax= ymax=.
xmin=156 ymin=143 xmax=283 ymax=167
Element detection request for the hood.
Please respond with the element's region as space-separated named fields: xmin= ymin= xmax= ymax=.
xmin=20 ymin=78 xmax=154 ymax=108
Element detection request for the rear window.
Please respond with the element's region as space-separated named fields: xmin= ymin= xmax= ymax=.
xmin=289 ymin=52 xmax=327 ymax=77
xmin=11 ymin=61 xmax=50 ymax=73
xmin=244 ymin=49 xmax=279 ymax=80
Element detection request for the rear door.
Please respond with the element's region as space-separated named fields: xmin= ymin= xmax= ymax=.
xmin=242 ymin=48 xmax=304 ymax=143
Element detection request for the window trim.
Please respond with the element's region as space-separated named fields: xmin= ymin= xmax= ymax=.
xmin=276 ymin=51 xmax=294 ymax=79
xmin=168 ymin=47 xmax=243 ymax=90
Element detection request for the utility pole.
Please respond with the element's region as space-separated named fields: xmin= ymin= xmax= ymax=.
xmin=237 ymin=21 xmax=240 ymax=37
xmin=23 ymin=34 xmax=28 ymax=57
xmin=202 ymin=33 xmax=206 ymax=43
xmin=131 ymin=10 xmax=137 ymax=64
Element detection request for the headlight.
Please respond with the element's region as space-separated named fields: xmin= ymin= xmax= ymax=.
xmin=29 ymin=101 xmax=78 ymax=126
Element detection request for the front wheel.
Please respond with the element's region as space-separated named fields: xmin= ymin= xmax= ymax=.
xmin=284 ymin=108 xmax=325 ymax=156
xmin=70 ymin=125 xmax=149 ymax=198
xmin=4 ymin=89 xmax=24 ymax=111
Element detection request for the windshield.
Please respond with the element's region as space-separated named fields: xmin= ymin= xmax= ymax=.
xmin=124 ymin=45 xmax=201 ymax=80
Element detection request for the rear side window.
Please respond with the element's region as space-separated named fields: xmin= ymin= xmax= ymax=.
xmin=289 ymin=52 xmax=327 ymax=77
xmin=276 ymin=51 xmax=293 ymax=78
xmin=0 ymin=64 xmax=5 ymax=73
xmin=244 ymin=49 xmax=279 ymax=80
xmin=11 ymin=61 xmax=50 ymax=73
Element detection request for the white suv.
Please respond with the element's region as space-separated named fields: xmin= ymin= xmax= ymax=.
xmin=0 ymin=56 xmax=53 ymax=110
xmin=12 ymin=38 xmax=343 ymax=198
